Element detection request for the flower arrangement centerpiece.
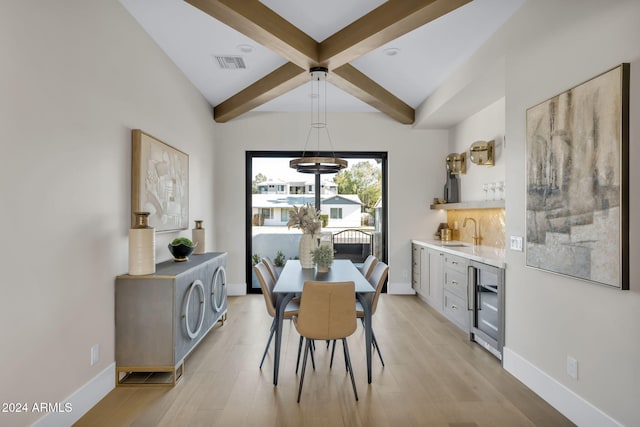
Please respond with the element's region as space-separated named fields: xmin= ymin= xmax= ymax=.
xmin=287 ymin=203 xmax=321 ymax=269
xmin=287 ymin=203 xmax=321 ymax=234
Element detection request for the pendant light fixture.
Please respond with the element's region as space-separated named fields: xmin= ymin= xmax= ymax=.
xmin=290 ymin=67 xmax=348 ymax=174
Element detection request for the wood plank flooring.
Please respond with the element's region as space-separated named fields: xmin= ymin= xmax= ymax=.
xmin=76 ymin=295 xmax=574 ymax=426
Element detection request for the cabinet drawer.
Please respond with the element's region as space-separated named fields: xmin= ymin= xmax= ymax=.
xmin=443 ymin=291 xmax=470 ymax=331
xmin=444 ymin=268 xmax=467 ymax=300
xmin=444 ymin=253 xmax=467 ymax=274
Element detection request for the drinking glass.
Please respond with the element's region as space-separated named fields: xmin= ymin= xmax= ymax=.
xmin=489 ymin=182 xmax=497 ymax=200
xmin=482 ymin=183 xmax=489 ymax=201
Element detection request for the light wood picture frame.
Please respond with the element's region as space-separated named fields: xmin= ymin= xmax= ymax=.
xmin=525 ymin=64 xmax=629 ymax=289
xmin=132 ymin=129 xmax=189 ymax=232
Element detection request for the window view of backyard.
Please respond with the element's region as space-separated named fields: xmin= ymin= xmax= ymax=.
xmin=248 ymin=154 xmax=386 ymax=290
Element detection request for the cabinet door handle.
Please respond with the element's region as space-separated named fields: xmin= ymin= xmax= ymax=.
xmin=451 ymin=280 xmax=458 ymax=285
xmin=467 ymin=265 xmax=475 ymax=311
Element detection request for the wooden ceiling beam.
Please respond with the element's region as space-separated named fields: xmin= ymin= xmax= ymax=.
xmin=185 ymin=0 xmax=318 ymax=67
xmin=185 ymin=0 xmax=473 ymax=124
xmin=332 ymin=64 xmax=414 ymax=125
xmin=319 ymin=0 xmax=473 ymax=68
xmin=213 ymin=62 xmax=307 ymax=123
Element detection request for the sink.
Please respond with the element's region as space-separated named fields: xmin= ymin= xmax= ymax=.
xmin=441 ymin=243 xmax=469 ymax=247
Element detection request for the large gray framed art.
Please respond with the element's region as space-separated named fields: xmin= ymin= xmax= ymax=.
xmin=131 ymin=129 xmax=189 ymax=232
xmin=525 ymin=64 xmax=629 ymax=290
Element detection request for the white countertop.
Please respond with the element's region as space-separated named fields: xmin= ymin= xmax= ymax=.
xmin=412 ymin=239 xmax=506 ymax=269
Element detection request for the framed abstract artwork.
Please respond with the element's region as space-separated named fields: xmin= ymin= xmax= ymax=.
xmin=525 ymin=64 xmax=629 ymax=290
xmin=132 ymin=129 xmax=189 ymax=232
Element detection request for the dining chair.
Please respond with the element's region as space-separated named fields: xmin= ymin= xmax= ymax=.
xmin=294 ymin=281 xmax=358 ymax=402
xmin=261 ymin=257 xmax=279 ymax=283
xmin=254 ymin=262 xmax=306 ymax=369
xmin=360 ymin=255 xmax=378 ymax=280
xmin=330 ymin=261 xmax=389 ymax=368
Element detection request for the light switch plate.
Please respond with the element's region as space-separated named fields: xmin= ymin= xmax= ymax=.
xmin=91 ymin=344 xmax=100 ymax=366
xmin=510 ymin=236 xmax=523 ymax=251
xmin=567 ymin=356 xmax=578 ymax=380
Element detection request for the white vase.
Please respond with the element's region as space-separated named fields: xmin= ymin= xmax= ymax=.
xmin=192 ymin=220 xmax=205 ymax=254
xmin=128 ymin=212 xmax=155 ymax=275
xmin=299 ymin=233 xmax=318 ymax=269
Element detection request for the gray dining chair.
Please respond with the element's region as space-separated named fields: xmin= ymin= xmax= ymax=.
xmin=360 ymin=255 xmax=378 ymax=279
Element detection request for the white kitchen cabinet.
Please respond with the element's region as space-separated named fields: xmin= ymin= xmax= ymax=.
xmin=442 ymin=253 xmax=470 ymax=331
xmin=411 ymin=243 xmax=421 ymax=293
xmin=412 ymin=243 xmax=444 ymax=313
xmin=425 ymin=248 xmax=444 ymax=311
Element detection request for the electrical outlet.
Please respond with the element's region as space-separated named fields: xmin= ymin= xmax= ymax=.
xmin=509 ymin=236 xmax=523 ymax=251
xmin=91 ymin=344 xmax=100 ymax=366
xmin=567 ymin=356 xmax=578 ymax=380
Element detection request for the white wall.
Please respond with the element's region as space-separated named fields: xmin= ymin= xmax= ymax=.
xmin=0 ymin=1 xmax=216 ymax=425
xmin=214 ymin=112 xmax=449 ymax=295
xmin=500 ymin=1 xmax=639 ymax=425
xmin=450 ymin=98 xmax=506 ymax=202
xmin=421 ymin=1 xmax=640 ymax=424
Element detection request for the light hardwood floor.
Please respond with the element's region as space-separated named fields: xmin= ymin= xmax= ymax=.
xmin=76 ymin=294 xmax=574 ymax=427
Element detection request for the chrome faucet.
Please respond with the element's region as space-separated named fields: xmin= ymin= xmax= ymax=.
xmin=463 ymin=217 xmax=481 ymax=246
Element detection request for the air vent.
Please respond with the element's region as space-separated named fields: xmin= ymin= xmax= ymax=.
xmin=214 ymin=55 xmax=246 ymax=70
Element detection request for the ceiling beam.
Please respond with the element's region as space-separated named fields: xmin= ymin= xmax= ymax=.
xmin=185 ymin=0 xmax=473 ymax=124
xmin=332 ymin=64 xmax=415 ymax=124
xmin=319 ymin=0 xmax=473 ymax=68
xmin=213 ymin=62 xmax=307 ymax=123
xmin=184 ymin=0 xmax=318 ymax=67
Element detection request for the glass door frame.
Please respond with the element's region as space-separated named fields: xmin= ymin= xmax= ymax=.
xmin=246 ymin=150 xmax=388 ymax=294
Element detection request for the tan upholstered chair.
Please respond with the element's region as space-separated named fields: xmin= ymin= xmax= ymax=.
xmin=254 ymin=262 xmax=300 ymax=369
xmin=261 ymin=257 xmax=279 ymax=283
xmin=294 ymin=281 xmax=358 ymax=402
xmin=331 ymin=261 xmax=389 ymax=368
xmin=360 ymin=255 xmax=378 ymax=280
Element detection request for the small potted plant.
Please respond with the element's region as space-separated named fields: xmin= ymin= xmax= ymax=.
xmin=273 ymin=250 xmax=286 ymax=268
xmin=311 ymin=244 xmax=333 ymax=273
xmin=168 ymin=237 xmax=196 ymax=262
xmin=273 ymin=250 xmax=286 ymax=276
xmin=251 ymin=253 xmax=261 ymax=266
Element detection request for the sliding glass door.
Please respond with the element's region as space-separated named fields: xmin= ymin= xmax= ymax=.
xmin=246 ymin=151 xmax=387 ymax=293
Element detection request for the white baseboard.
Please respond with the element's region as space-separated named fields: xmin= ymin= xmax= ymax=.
xmin=387 ymin=281 xmax=416 ymax=295
xmin=503 ymin=347 xmax=621 ymax=427
xmin=32 ymin=362 xmax=114 ymax=427
xmin=227 ymin=282 xmax=246 ymax=296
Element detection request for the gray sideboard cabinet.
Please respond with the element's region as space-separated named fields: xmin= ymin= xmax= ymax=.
xmin=115 ymin=252 xmax=227 ymax=386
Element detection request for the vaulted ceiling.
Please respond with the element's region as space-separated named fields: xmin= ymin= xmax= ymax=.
xmin=119 ymin=0 xmax=524 ymax=125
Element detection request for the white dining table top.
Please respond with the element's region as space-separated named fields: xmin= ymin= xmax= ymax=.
xmin=274 ymin=259 xmax=375 ymax=294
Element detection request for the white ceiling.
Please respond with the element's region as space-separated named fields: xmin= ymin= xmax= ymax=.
xmin=119 ymin=0 xmax=524 ymax=118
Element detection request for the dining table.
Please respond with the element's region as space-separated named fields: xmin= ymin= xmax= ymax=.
xmin=272 ymin=259 xmax=376 ymax=386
